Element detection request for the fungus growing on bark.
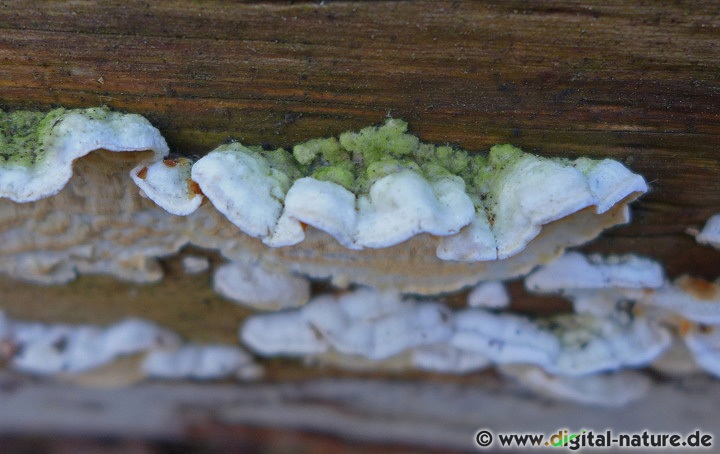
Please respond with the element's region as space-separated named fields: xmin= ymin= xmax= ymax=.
xmin=142 ymin=344 xmax=262 ymax=380
xmin=0 ymin=111 xmax=648 ymax=294
xmin=131 ymin=157 xmax=203 ymax=216
xmin=213 ymin=261 xmax=310 ymax=310
xmin=466 ymin=281 xmax=510 ymax=309
xmin=239 ymin=289 xmax=670 ymax=378
xmin=0 ymin=314 xmax=180 ymax=375
xmin=5 ymin=105 xmax=718 ymax=409
xmin=0 ymin=107 xmax=168 ymax=202
xmin=693 ymin=214 xmax=720 ymax=250
xmin=240 ymin=289 xmax=454 ymax=360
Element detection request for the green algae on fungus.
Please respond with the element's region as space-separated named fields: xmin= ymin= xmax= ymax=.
xmin=0 ymin=109 xmax=65 ymax=166
xmin=0 ymin=108 xmax=649 ymax=293
xmin=0 ymin=106 xmax=168 ymax=203
xmin=293 ymin=119 xmax=486 ymax=194
xmin=185 ymin=117 xmax=648 ymax=258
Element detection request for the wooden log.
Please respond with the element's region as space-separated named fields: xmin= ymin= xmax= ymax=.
xmin=0 ymin=1 xmax=719 ymax=449
xmin=2 ymin=0 xmax=718 ymax=277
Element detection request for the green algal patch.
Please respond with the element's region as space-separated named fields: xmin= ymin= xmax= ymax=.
xmin=262 ymin=147 xmax=304 ymax=181
xmin=0 ymin=108 xmax=65 ymax=166
xmin=288 ymin=118 xmax=514 ymax=196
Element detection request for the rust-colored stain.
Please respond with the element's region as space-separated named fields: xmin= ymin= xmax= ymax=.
xmin=136 ymin=166 xmax=148 ymax=180
xmin=678 ymin=275 xmax=720 ymax=301
xmin=163 ymin=159 xmax=178 ymax=168
xmin=678 ymin=318 xmax=694 ymax=337
xmin=187 ymin=179 xmax=203 ymax=198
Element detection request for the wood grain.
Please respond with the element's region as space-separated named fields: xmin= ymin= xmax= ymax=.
xmin=2 ymin=1 xmax=718 ymax=278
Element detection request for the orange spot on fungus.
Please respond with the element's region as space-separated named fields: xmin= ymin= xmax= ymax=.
xmin=678 ymin=276 xmax=720 ymax=301
xmin=187 ymin=179 xmax=204 ymax=198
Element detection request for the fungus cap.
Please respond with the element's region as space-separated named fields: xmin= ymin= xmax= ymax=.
xmin=241 ymin=289 xmax=454 ymax=361
xmin=525 ymin=252 xmax=665 ymax=292
xmin=0 ymin=108 xmax=168 ymax=203
xmin=131 ymin=157 xmax=203 ymax=216
xmin=694 ymin=214 xmax=720 ymax=250
xmin=213 ymin=261 xmax=310 ymax=310
xmin=142 ymin=344 xmax=262 ymax=380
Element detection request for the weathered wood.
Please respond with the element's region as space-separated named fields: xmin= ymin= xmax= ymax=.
xmin=1 ymin=0 xmax=718 ymax=277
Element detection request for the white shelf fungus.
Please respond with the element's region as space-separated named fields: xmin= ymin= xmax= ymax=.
xmin=525 ymin=252 xmax=665 ymax=292
xmin=0 ymin=315 xmax=180 ymax=375
xmin=213 ymin=261 xmax=310 ymax=310
xmin=525 ymin=252 xmax=665 ymax=317
xmin=131 ymin=157 xmax=203 ymax=216
xmin=185 ymin=119 xmax=646 ymax=271
xmin=191 ymin=144 xmax=292 ymax=239
xmin=467 ymin=281 xmax=510 ymax=309
xmin=268 ymin=177 xmax=358 ymax=248
xmin=240 ymin=288 xmax=670 ymax=378
xmin=0 ymin=112 xmax=648 ymax=294
xmin=0 ymin=312 xmax=263 ymax=381
xmin=443 ymin=308 xmax=670 ymax=376
xmin=142 ymin=344 xmax=262 ymax=380
xmin=646 ymin=276 xmax=720 ymax=324
xmin=693 ymin=214 xmax=720 ymax=250
xmin=0 ymin=107 xmax=168 ymax=203
xmin=417 ymin=310 xmax=666 ymax=378
xmin=683 ymin=324 xmax=720 ymax=378
xmin=241 ymin=289 xmax=454 ymax=360
xmin=5 ymin=106 xmax=709 ymax=402
xmin=410 ymin=344 xmax=490 ymax=373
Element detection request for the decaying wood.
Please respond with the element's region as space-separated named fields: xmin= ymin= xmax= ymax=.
xmin=1 ymin=1 xmax=718 ymax=279
xmin=1 ymin=0 xmax=719 ymax=449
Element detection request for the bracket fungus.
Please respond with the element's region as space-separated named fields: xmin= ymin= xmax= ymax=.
xmin=239 ymin=288 xmax=671 ymax=379
xmin=647 ymin=276 xmax=720 ymax=325
xmin=213 ymin=261 xmax=310 ymax=310
xmin=466 ymin=281 xmax=510 ymax=309
xmin=0 ymin=313 xmax=180 ymax=375
xmin=525 ymin=251 xmax=665 ymax=293
xmin=525 ymin=252 xmax=720 ymax=379
xmin=142 ymin=344 xmax=262 ymax=381
xmin=693 ymin=214 xmax=720 ymax=250
xmin=525 ymin=252 xmax=665 ymax=317
xmin=0 ymin=110 xmax=648 ymax=294
xmin=131 ymin=157 xmax=203 ymax=216
xmin=0 ymin=107 xmax=168 ymax=203
xmin=1 ymin=105 xmax=687 ymax=406
xmin=241 ymin=289 xmax=454 ymax=360
xmin=191 ymin=120 xmax=646 ymax=263
xmin=449 ymin=308 xmax=671 ymax=376
xmin=0 ymin=108 xmax=647 ymax=294
xmin=0 ymin=311 xmax=262 ymax=382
